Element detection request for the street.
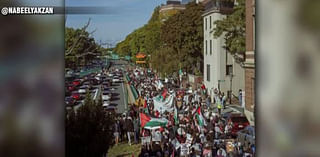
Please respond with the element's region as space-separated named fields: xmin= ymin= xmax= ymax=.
xmin=108 ymin=60 xmax=128 ymax=114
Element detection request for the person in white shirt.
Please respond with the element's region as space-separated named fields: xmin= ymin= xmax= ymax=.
xmin=214 ymin=124 xmax=223 ymax=139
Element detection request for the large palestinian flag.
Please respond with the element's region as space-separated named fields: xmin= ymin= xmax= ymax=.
xmin=195 ymin=107 xmax=207 ymax=126
xmin=140 ymin=113 xmax=168 ymax=130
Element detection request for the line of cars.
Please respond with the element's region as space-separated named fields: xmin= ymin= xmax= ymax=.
xmin=100 ymin=68 xmax=124 ymax=111
xmin=65 ymin=67 xmax=124 ymax=112
xmin=65 ymin=72 xmax=101 ymax=109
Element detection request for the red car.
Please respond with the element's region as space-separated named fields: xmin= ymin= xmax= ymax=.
xmin=67 ymin=85 xmax=75 ymax=91
xmin=227 ymin=114 xmax=250 ymax=137
xmin=72 ymin=92 xmax=81 ymax=100
xmin=72 ymin=80 xmax=81 ymax=86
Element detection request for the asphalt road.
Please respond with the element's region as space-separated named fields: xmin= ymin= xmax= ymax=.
xmin=108 ymin=60 xmax=129 ymax=114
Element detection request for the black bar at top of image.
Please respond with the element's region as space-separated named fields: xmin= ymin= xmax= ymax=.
xmin=54 ymin=6 xmax=119 ymax=15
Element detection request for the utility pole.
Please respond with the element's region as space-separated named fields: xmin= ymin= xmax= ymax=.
xmin=229 ymin=72 xmax=233 ymax=104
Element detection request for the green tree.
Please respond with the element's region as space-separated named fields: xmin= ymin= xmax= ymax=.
xmin=213 ymin=0 xmax=245 ymax=61
xmin=159 ymin=2 xmax=204 ymax=75
xmin=114 ymin=7 xmax=162 ymax=57
xmin=66 ymin=93 xmax=114 ymax=157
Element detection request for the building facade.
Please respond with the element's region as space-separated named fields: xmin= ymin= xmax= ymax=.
xmin=203 ymin=0 xmax=245 ymax=103
xmin=160 ymin=0 xmax=186 ymax=13
xmin=244 ymin=0 xmax=255 ymax=125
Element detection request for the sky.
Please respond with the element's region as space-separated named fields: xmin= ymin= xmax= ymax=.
xmin=66 ymin=0 xmax=167 ymax=47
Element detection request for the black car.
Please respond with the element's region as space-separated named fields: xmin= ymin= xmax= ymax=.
xmin=65 ymin=97 xmax=76 ymax=106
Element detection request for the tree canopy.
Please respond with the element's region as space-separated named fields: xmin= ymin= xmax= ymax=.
xmin=66 ymin=93 xmax=114 ymax=157
xmin=213 ymin=0 xmax=246 ymax=62
xmin=65 ymin=19 xmax=103 ymax=69
xmin=114 ymin=7 xmax=161 ymax=57
xmin=115 ymin=2 xmax=204 ymax=76
xmin=154 ymin=2 xmax=204 ymax=76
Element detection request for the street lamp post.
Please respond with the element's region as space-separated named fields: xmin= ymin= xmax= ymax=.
xmin=229 ymin=72 xmax=233 ymax=104
xmin=148 ymin=54 xmax=151 ymax=69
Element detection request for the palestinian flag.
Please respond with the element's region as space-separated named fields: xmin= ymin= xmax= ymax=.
xmin=140 ymin=113 xmax=168 ymax=129
xmin=143 ymin=99 xmax=147 ymax=108
xmin=195 ymin=107 xmax=207 ymax=126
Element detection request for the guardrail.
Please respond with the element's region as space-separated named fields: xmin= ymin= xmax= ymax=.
xmin=125 ymin=74 xmax=138 ymax=100
xmin=130 ymin=85 xmax=139 ymax=100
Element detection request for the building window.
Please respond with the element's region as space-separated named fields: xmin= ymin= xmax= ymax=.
xmin=207 ymin=64 xmax=210 ymax=81
xmin=205 ymin=18 xmax=207 ymax=30
xmin=226 ymin=65 xmax=233 ymax=76
xmin=210 ymin=40 xmax=212 ymax=55
xmin=205 ymin=40 xmax=208 ymax=55
xmin=210 ymin=16 xmax=212 ymax=29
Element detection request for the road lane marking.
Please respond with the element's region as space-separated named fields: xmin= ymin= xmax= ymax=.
xmin=121 ymin=82 xmax=127 ymax=111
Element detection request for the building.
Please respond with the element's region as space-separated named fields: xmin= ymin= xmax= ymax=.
xmin=202 ymin=0 xmax=245 ymax=104
xmin=244 ymin=0 xmax=255 ymax=125
xmin=159 ymin=0 xmax=186 ymax=21
xmin=159 ymin=0 xmax=186 ymax=13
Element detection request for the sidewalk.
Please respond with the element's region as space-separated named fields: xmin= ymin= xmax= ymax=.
xmin=210 ymin=103 xmax=244 ymax=115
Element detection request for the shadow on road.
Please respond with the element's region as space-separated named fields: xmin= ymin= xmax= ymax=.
xmin=110 ymin=97 xmax=120 ymax=101
xmin=109 ymin=103 xmax=118 ymax=106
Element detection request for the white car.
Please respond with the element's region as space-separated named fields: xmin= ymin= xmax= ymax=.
xmin=112 ymin=78 xmax=120 ymax=83
xmin=102 ymin=94 xmax=111 ymax=101
xmin=108 ymin=73 xmax=114 ymax=77
xmin=103 ymin=100 xmax=110 ymax=107
xmin=78 ymin=89 xmax=87 ymax=94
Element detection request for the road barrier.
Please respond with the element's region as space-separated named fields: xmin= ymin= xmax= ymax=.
xmin=130 ymin=85 xmax=139 ymax=100
xmin=125 ymin=74 xmax=138 ymax=100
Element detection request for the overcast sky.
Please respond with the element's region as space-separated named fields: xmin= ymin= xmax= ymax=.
xmin=66 ymin=0 xmax=167 ymax=46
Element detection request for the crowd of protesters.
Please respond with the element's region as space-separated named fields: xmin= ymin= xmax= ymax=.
xmin=113 ymin=67 xmax=255 ymax=157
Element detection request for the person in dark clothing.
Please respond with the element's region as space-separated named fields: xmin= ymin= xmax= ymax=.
xmin=125 ymin=117 xmax=134 ymax=145
xmin=133 ymin=117 xmax=140 ymax=144
xmin=120 ymin=117 xmax=126 ymax=142
xmin=114 ymin=120 xmax=120 ymax=145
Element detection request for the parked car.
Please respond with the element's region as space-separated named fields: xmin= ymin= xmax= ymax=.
xmin=65 ymin=97 xmax=76 ymax=106
xmin=102 ymin=80 xmax=111 ymax=85
xmin=226 ymin=113 xmax=250 ymax=137
xmin=83 ymin=81 xmax=90 ymax=86
xmin=109 ymin=87 xmax=116 ymax=91
xmin=112 ymin=78 xmax=120 ymax=83
xmin=67 ymin=85 xmax=76 ymax=92
xmin=78 ymin=88 xmax=88 ymax=94
xmin=104 ymin=106 xmax=117 ymax=113
xmin=103 ymin=100 xmax=111 ymax=107
xmin=72 ymin=80 xmax=81 ymax=86
xmin=71 ymin=91 xmax=81 ymax=100
xmin=102 ymin=91 xmax=112 ymax=101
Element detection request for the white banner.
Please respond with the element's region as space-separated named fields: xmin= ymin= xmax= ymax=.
xmin=153 ymin=94 xmax=175 ymax=113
